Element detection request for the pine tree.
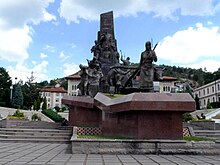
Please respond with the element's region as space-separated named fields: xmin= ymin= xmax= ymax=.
xmin=195 ymin=94 xmax=200 ymax=110
xmin=42 ymin=97 xmax=47 ymax=110
xmin=36 ymin=96 xmax=41 ymax=111
xmin=11 ymin=84 xmax=23 ymax=109
xmin=33 ymin=99 xmax=37 ymax=110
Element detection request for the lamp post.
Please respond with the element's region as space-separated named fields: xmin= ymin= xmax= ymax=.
xmin=10 ymin=86 xmax=13 ymax=101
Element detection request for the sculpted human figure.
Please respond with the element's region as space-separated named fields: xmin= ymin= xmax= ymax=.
xmin=121 ymin=56 xmax=130 ymax=66
xmin=139 ymin=41 xmax=157 ymax=92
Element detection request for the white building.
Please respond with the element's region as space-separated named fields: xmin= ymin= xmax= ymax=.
xmin=193 ymin=79 xmax=220 ymax=109
xmin=159 ymin=76 xmax=177 ymax=93
xmin=40 ymin=85 xmax=67 ymax=109
xmin=65 ymin=74 xmax=81 ymax=96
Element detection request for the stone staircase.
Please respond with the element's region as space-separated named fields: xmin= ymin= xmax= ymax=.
xmin=194 ymin=130 xmax=220 ymax=140
xmin=0 ymin=127 xmax=72 ymax=143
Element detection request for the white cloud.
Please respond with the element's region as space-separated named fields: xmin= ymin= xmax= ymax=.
xmin=44 ymin=44 xmax=56 ymax=53
xmin=59 ymin=0 xmax=220 ymax=23
xmin=0 ymin=0 xmax=55 ymax=65
xmin=156 ymin=23 xmax=220 ymax=72
xmin=62 ymin=63 xmax=79 ymax=76
xmin=0 ymin=0 xmax=56 ymax=29
xmin=188 ymin=60 xmax=220 ymax=73
xmin=40 ymin=53 xmax=48 ymax=59
xmin=7 ymin=61 xmax=49 ymax=83
xmin=59 ymin=51 xmax=70 ymax=62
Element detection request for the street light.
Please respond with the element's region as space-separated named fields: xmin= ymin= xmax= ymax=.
xmin=10 ymin=86 xmax=13 ymax=100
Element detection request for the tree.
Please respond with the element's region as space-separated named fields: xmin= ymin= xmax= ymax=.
xmin=11 ymin=84 xmax=23 ymax=109
xmin=195 ymin=94 xmax=200 ymax=110
xmin=0 ymin=67 xmax=12 ymax=107
xmin=33 ymin=99 xmax=37 ymax=110
xmin=36 ymin=96 xmax=41 ymax=111
xmin=207 ymin=100 xmax=212 ymax=109
xmin=42 ymin=97 xmax=47 ymax=110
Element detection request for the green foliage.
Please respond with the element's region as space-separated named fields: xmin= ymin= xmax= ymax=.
xmin=0 ymin=67 xmax=12 ymax=107
xmin=33 ymin=100 xmax=37 ymax=110
xmin=31 ymin=113 xmax=41 ymax=121
xmin=42 ymin=109 xmax=63 ymax=122
xmin=11 ymin=84 xmax=23 ymax=109
xmin=184 ymin=136 xmax=214 ymax=141
xmin=78 ymin=135 xmax=131 ymax=139
xmin=210 ymin=102 xmax=220 ymax=108
xmin=36 ymin=96 xmax=41 ymax=110
xmin=195 ymin=94 xmax=200 ymax=110
xmin=21 ymin=82 xmax=40 ymax=110
xmin=206 ymin=101 xmax=212 ymax=109
xmin=182 ymin=113 xmax=193 ymax=122
xmin=42 ymin=97 xmax=47 ymax=110
xmin=54 ymin=106 xmax=60 ymax=112
xmin=8 ymin=110 xmax=26 ymax=119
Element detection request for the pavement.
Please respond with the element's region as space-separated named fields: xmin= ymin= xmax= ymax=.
xmin=0 ymin=142 xmax=220 ymax=165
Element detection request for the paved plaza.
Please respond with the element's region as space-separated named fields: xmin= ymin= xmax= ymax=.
xmin=0 ymin=142 xmax=220 ymax=165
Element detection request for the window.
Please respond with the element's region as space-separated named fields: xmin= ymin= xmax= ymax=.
xmin=56 ymin=93 xmax=59 ymax=96
xmin=207 ymin=88 xmax=209 ymax=94
xmin=212 ymin=86 xmax=214 ymax=93
xmin=218 ymin=84 xmax=220 ymax=91
xmin=199 ymin=91 xmax=200 ymax=97
xmin=47 ymin=98 xmax=50 ymax=102
xmin=213 ymin=97 xmax=215 ymax=102
xmin=48 ymin=104 xmax=50 ymax=108
xmin=56 ymin=98 xmax=59 ymax=102
xmin=48 ymin=92 xmax=50 ymax=96
xmin=163 ymin=86 xmax=165 ymax=91
xmin=204 ymin=99 xmax=206 ymax=106
xmin=168 ymin=86 xmax=170 ymax=91
xmin=203 ymin=89 xmax=205 ymax=95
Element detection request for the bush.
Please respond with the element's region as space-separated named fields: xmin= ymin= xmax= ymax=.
xmin=54 ymin=106 xmax=60 ymax=112
xmin=210 ymin=102 xmax=220 ymax=108
xmin=42 ymin=109 xmax=63 ymax=122
xmin=31 ymin=113 xmax=41 ymax=121
xmin=182 ymin=112 xmax=193 ymax=122
xmin=0 ymin=101 xmax=6 ymax=107
xmin=8 ymin=109 xmax=26 ymax=119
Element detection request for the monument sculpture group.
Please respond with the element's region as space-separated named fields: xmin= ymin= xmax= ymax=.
xmin=62 ymin=11 xmax=195 ymax=140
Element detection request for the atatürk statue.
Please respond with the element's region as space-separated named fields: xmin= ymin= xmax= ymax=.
xmin=139 ymin=41 xmax=157 ymax=92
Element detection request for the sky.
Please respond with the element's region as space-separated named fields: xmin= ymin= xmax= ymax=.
xmin=1 ymin=0 xmax=220 ymax=83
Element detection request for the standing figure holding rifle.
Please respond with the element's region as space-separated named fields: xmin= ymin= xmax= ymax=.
xmin=139 ymin=41 xmax=157 ymax=92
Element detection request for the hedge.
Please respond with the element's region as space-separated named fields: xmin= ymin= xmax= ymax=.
xmin=42 ymin=109 xmax=63 ymax=122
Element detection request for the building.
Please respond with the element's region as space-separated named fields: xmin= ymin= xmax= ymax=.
xmin=40 ymin=84 xmax=67 ymax=109
xmin=65 ymin=74 xmax=81 ymax=96
xmin=193 ymin=79 xmax=220 ymax=109
xmin=159 ymin=76 xmax=178 ymax=93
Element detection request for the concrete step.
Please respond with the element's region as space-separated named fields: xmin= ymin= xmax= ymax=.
xmin=0 ymin=128 xmax=72 ymax=134
xmin=0 ymin=134 xmax=71 ymax=139
xmin=0 ymin=131 xmax=71 ymax=136
xmin=0 ymin=138 xmax=71 ymax=143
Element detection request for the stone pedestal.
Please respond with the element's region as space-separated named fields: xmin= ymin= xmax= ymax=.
xmin=62 ymin=96 xmax=101 ymax=127
xmin=62 ymin=93 xmax=195 ymax=140
xmin=94 ymin=93 xmax=195 ymax=140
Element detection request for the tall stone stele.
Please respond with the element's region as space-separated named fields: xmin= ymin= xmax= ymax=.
xmin=90 ymin=11 xmax=120 ymax=92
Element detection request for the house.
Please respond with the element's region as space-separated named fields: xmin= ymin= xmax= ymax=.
xmin=159 ymin=76 xmax=178 ymax=93
xmin=65 ymin=74 xmax=81 ymax=96
xmin=40 ymin=84 xmax=67 ymax=109
xmin=193 ymin=79 xmax=220 ymax=109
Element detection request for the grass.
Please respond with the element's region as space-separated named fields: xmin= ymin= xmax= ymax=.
xmin=184 ymin=136 xmax=214 ymax=141
xmin=104 ymin=93 xmax=125 ymax=99
xmin=7 ymin=116 xmax=26 ymax=120
xmin=78 ymin=134 xmax=131 ymax=140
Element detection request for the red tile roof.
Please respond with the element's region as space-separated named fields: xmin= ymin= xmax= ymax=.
xmin=40 ymin=87 xmax=67 ymax=93
xmin=162 ymin=76 xmax=177 ymax=81
xmin=65 ymin=74 xmax=81 ymax=80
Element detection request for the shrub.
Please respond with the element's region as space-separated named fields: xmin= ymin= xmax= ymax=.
xmin=182 ymin=112 xmax=193 ymax=122
xmin=0 ymin=102 xmax=6 ymax=107
xmin=42 ymin=109 xmax=63 ymax=122
xmin=206 ymin=101 xmax=212 ymax=109
xmin=54 ymin=106 xmax=60 ymax=112
xmin=8 ymin=109 xmax=26 ymax=119
xmin=210 ymin=102 xmax=220 ymax=108
xmin=31 ymin=113 xmax=41 ymax=121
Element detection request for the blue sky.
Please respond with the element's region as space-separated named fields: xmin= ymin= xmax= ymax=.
xmin=1 ymin=0 xmax=220 ymax=83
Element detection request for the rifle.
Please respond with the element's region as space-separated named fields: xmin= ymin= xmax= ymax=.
xmin=123 ymin=42 xmax=158 ymax=88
